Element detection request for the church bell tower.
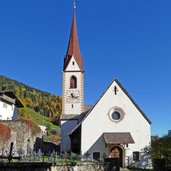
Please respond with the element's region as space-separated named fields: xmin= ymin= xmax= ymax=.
xmin=60 ymin=2 xmax=84 ymax=153
xmin=62 ymin=4 xmax=84 ymax=115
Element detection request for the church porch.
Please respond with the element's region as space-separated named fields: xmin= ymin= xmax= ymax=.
xmin=103 ymin=132 xmax=134 ymax=168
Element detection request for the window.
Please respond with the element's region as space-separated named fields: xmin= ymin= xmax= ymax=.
xmin=93 ymin=152 xmax=100 ymax=161
xmin=72 ymin=61 xmax=75 ymax=65
xmin=70 ymin=76 xmax=77 ymax=89
xmin=108 ymin=107 xmax=125 ymax=123
xmin=111 ymin=111 xmax=121 ymax=120
xmin=3 ymin=103 xmax=7 ymax=108
xmin=133 ymin=151 xmax=140 ymax=161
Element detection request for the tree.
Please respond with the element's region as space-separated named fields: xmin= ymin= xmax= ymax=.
xmin=151 ymin=132 xmax=171 ymax=170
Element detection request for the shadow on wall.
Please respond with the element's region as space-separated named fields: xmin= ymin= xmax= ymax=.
xmin=82 ymin=135 xmax=107 ymax=160
xmin=33 ymin=137 xmax=60 ymax=155
xmin=130 ymin=153 xmax=152 ymax=169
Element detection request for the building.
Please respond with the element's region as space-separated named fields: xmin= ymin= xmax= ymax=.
xmin=60 ymin=5 xmax=151 ymax=168
xmin=0 ymin=91 xmax=23 ymax=120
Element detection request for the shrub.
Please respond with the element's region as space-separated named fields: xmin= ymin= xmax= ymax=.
xmin=153 ymin=158 xmax=166 ymax=171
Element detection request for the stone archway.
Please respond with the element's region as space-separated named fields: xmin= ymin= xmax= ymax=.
xmin=110 ymin=145 xmax=124 ymax=167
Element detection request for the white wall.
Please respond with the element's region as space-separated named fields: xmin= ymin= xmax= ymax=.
xmin=63 ymin=72 xmax=84 ymax=114
xmin=65 ymin=56 xmax=80 ymax=71
xmin=62 ymin=56 xmax=84 ymax=115
xmin=0 ymin=101 xmax=16 ymax=120
xmin=38 ymin=125 xmax=47 ymax=135
xmin=81 ymin=80 xmax=151 ymax=163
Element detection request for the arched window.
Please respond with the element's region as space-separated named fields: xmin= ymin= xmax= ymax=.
xmin=70 ymin=76 xmax=77 ymax=89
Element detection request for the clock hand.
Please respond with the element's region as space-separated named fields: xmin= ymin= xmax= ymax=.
xmin=70 ymin=93 xmax=79 ymax=99
xmin=71 ymin=93 xmax=74 ymax=98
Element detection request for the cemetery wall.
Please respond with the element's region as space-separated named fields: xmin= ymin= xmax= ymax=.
xmin=0 ymin=162 xmax=105 ymax=171
xmin=0 ymin=121 xmax=42 ymax=156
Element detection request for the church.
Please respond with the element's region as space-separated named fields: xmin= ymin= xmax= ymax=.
xmin=60 ymin=4 xmax=151 ymax=168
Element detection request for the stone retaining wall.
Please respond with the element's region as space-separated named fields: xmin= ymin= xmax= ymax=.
xmin=0 ymin=120 xmax=42 ymax=155
xmin=0 ymin=162 xmax=105 ymax=171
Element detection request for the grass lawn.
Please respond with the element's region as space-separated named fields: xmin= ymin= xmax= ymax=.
xmin=24 ymin=107 xmax=60 ymax=130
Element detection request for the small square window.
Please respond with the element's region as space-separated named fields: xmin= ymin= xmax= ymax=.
xmin=133 ymin=151 xmax=140 ymax=161
xmin=93 ymin=152 xmax=100 ymax=161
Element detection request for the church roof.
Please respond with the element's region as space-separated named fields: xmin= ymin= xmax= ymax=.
xmin=60 ymin=114 xmax=79 ymax=121
xmin=103 ymin=132 xmax=135 ymax=144
xmin=85 ymin=79 xmax=151 ymax=124
xmin=115 ymin=80 xmax=152 ymax=124
xmin=63 ymin=9 xmax=84 ymax=71
xmin=69 ymin=79 xmax=151 ymax=135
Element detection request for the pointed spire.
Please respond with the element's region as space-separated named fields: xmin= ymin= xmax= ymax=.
xmin=63 ymin=4 xmax=84 ymax=71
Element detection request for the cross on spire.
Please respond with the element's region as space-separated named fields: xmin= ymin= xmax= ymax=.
xmin=63 ymin=0 xmax=84 ymax=71
xmin=73 ymin=0 xmax=76 ymax=9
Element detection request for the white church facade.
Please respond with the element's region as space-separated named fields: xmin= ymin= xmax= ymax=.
xmin=60 ymin=5 xmax=151 ymax=168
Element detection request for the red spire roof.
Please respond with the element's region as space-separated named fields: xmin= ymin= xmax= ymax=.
xmin=63 ymin=9 xmax=84 ymax=71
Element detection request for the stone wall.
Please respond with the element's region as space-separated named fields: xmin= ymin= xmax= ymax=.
xmin=51 ymin=163 xmax=104 ymax=171
xmin=0 ymin=162 xmax=105 ymax=171
xmin=0 ymin=120 xmax=42 ymax=156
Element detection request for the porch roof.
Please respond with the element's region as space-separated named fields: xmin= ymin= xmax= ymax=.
xmin=103 ymin=132 xmax=135 ymax=144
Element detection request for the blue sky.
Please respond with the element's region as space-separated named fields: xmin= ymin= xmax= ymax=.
xmin=0 ymin=0 xmax=171 ymax=136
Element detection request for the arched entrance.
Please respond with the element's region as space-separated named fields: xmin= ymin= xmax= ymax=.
xmin=110 ymin=146 xmax=124 ymax=167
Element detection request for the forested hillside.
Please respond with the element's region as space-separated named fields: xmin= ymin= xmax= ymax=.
xmin=0 ymin=75 xmax=62 ymax=125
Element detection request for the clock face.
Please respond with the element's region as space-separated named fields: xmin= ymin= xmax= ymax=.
xmin=66 ymin=90 xmax=80 ymax=103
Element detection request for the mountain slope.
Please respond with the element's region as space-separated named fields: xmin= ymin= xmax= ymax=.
xmin=0 ymin=75 xmax=62 ymax=125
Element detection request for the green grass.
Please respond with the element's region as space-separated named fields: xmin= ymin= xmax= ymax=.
xmin=24 ymin=107 xmax=59 ymax=130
